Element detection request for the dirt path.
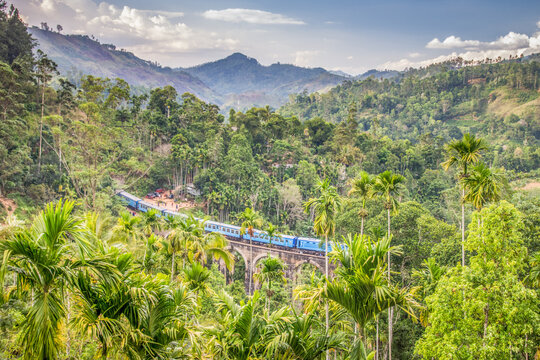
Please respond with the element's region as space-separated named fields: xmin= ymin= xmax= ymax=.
xmin=0 ymin=196 xmax=17 ymax=218
xmin=520 ymin=181 xmax=540 ymax=191
xmin=145 ymin=191 xmax=198 ymax=211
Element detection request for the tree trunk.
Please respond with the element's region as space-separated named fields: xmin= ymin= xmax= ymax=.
xmin=387 ymin=208 xmax=392 ymax=360
xmin=360 ymin=216 xmax=364 ymax=239
xmin=462 ymin=187 xmax=466 ymax=267
xmin=325 ymin=234 xmax=329 ymax=360
xmin=249 ymin=236 xmax=253 ymax=295
xmin=66 ymin=291 xmax=71 ymax=357
xmin=376 ymin=316 xmax=379 ymax=360
xmin=38 ymin=87 xmax=45 ymax=173
xmin=171 ymin=250 xmax=176 ymax=283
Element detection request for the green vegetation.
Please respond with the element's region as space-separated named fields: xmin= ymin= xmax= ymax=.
xmin=0 ymin=3 xmax=539 ymax=359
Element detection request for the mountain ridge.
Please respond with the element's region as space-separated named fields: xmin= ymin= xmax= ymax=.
xmin=29 ymin=28 xmax=348 ymax=110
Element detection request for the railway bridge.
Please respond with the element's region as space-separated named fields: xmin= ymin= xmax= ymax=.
xmin=219 ymin=237 xmax=328 ymax=294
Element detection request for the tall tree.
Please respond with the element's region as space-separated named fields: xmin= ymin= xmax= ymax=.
xmin=327 ymin=233 xmax=418 ymax=358
xmin=303 ymin=178 xmax=341 ymax=360
xmin=372 ymin=170 xmax=405 ymax=360
xmin=441 ymin=133 xmax=487 ymax=266
xmin=165 ymin=215 xmax=199 ymax=282
xmin=462 ymin=163 xmax=508 ymax=217
xmin=348 ymin=171 xmax=375 ymax=239
xmin=415 ymin=202 xmax=538 ymax=359
xmin=254 ymin=255 xmax=286 ymax=311
xmin=238 ymin=207 xmax=263 ymax=295
xmin=265 ymin=222 xmax=281 ymax=248
xmin=35 ymin=49 xmax=58 ymax=173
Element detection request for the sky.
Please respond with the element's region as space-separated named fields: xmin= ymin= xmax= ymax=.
xmin=12 ymin=0 xmax=540 ymax=75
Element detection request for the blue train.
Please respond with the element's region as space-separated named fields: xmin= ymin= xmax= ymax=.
xmin=116 ymin=190 xmax=327 ymax=254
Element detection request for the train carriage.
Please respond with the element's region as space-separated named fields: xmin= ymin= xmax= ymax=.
xmin=115 ymin=190 xmax=325 ymax=253
xmin=117 ymin=191 xmax=140 ymax=209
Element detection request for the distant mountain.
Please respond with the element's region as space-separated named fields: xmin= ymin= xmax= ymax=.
xmin=329 ymin=70 xmax=353 ymax=78
xmin=355 ymin=69 xmax=401 ymax=80
xmin=29 ymin=27 xmax=219 ymax=103
xmin=30 ymin=29 xmax=347 ymax=110
xmin=180 ymin=53 xmax=346 ymax=109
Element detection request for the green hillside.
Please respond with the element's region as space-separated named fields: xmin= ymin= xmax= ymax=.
xmin=279 ymin=58 xmax=540 ymax=148
xmin=29 ymin=28 xmax=347 ymax=110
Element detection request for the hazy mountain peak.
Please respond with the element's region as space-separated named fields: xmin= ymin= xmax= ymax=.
xmin=29 ymin=28 xmax=346 ymax=110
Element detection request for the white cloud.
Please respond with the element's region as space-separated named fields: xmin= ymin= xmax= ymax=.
xmin=13 ymin=0 xmax=239 ymax=65
xmin=427 ymin=36 xmax=480 ymax=49
xmin=202 ymin=9 xmax=305 ymax=25
xmin=427 ymin=32 xmax=531 ymax=51
xmin=294 ymin=50 xmax=319 ymax=67
xmin=381 ymin=29 xmax=540 ymax=71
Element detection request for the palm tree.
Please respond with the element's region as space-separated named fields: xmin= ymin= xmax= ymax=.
xmin=182 ymin=261 xmax=212 ymax=304
xmin=140 ymin=208 xmax=163 ymax=236
xmin=462 ymin=163 xmax=507 ymax=217
xmin=1 ymin=200 xmax=114 ymax=359
xmin=265 ymin=311 xmax=345 ymax=360
xmin=371 ymin=170 xmax=405 ymax=360
xmin=238 ymin=207 xmax=264 ymax=295
xmin=265 ymin=222 xmax=281 ymax=248
xmin=165 ymin=215 xmax=200 ymax=282
xmin=326 ymin=233 xmax=418 ymax=358
xmin=412 ymin=258 xmax=446 ymax=326
xmin=293 ymin=270 xmax=327 ymax=314
xmin=188 ymin=221 xmax=234 ymax=271
xmin=112 ymin=211 xmax=141 ymax=244
xmin=441 ymin=133 xmax=487 ymax=266
xmin=206 ymin=290 xmax=266 ymax=359
xmin=254 ymin=255 xmax=286 ymax=311
xmin=348 ymin=171 xmax=375 ymax=239
xmin=303 ymin=178 xmax=341 ymax=360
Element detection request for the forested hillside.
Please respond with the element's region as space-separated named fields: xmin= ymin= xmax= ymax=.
xmin=29 ymin=27 xmax=346 ymax=110
xmin=280 ymin=57 xmax=540 ymax=148
xmin=0 ymin=3 xmax=539 ymax=360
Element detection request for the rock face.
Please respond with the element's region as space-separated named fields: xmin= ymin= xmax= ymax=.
xmin=30 ymin=28 xmax=347 ymax=110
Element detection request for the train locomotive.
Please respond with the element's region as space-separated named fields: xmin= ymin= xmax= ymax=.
xmin=116 ymin=190 xmax=328 ymax=254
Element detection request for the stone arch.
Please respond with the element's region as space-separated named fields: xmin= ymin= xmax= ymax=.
xmin=226 ymin=245 xmax=249 ymax=287
xmin=251 ymin=251 xmax=283 ymax=290
xmin=252 ymin=251 xmax=281 ymax=269
xmin=291 ymin=259 xmax=324 ymax=284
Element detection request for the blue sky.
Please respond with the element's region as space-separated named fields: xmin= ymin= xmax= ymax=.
xmin=13 ymin=0 xmax=540 ymax=74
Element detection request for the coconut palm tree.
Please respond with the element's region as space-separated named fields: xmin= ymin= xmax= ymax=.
xmin=371 ymin=170 xmax=405 ymax=360
xmin=462 ymin=163 xmax=507 ymax=217
xmin=238 ymin=207 xmax=264 ymax=295
xmin=348 ymin=171 xmax=375 ymax=239
xmin=327 ymin=233 xmax=417 ymax=359
xmin=1 ymin=200 xmax=114 ymax=359
xmin=441 ymin=133 xmax=487 ymax=266
xmin=254 ymin=255 xmax=286 ymax=311
xmin=303 ymin=178 xmax=341 ymax=360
